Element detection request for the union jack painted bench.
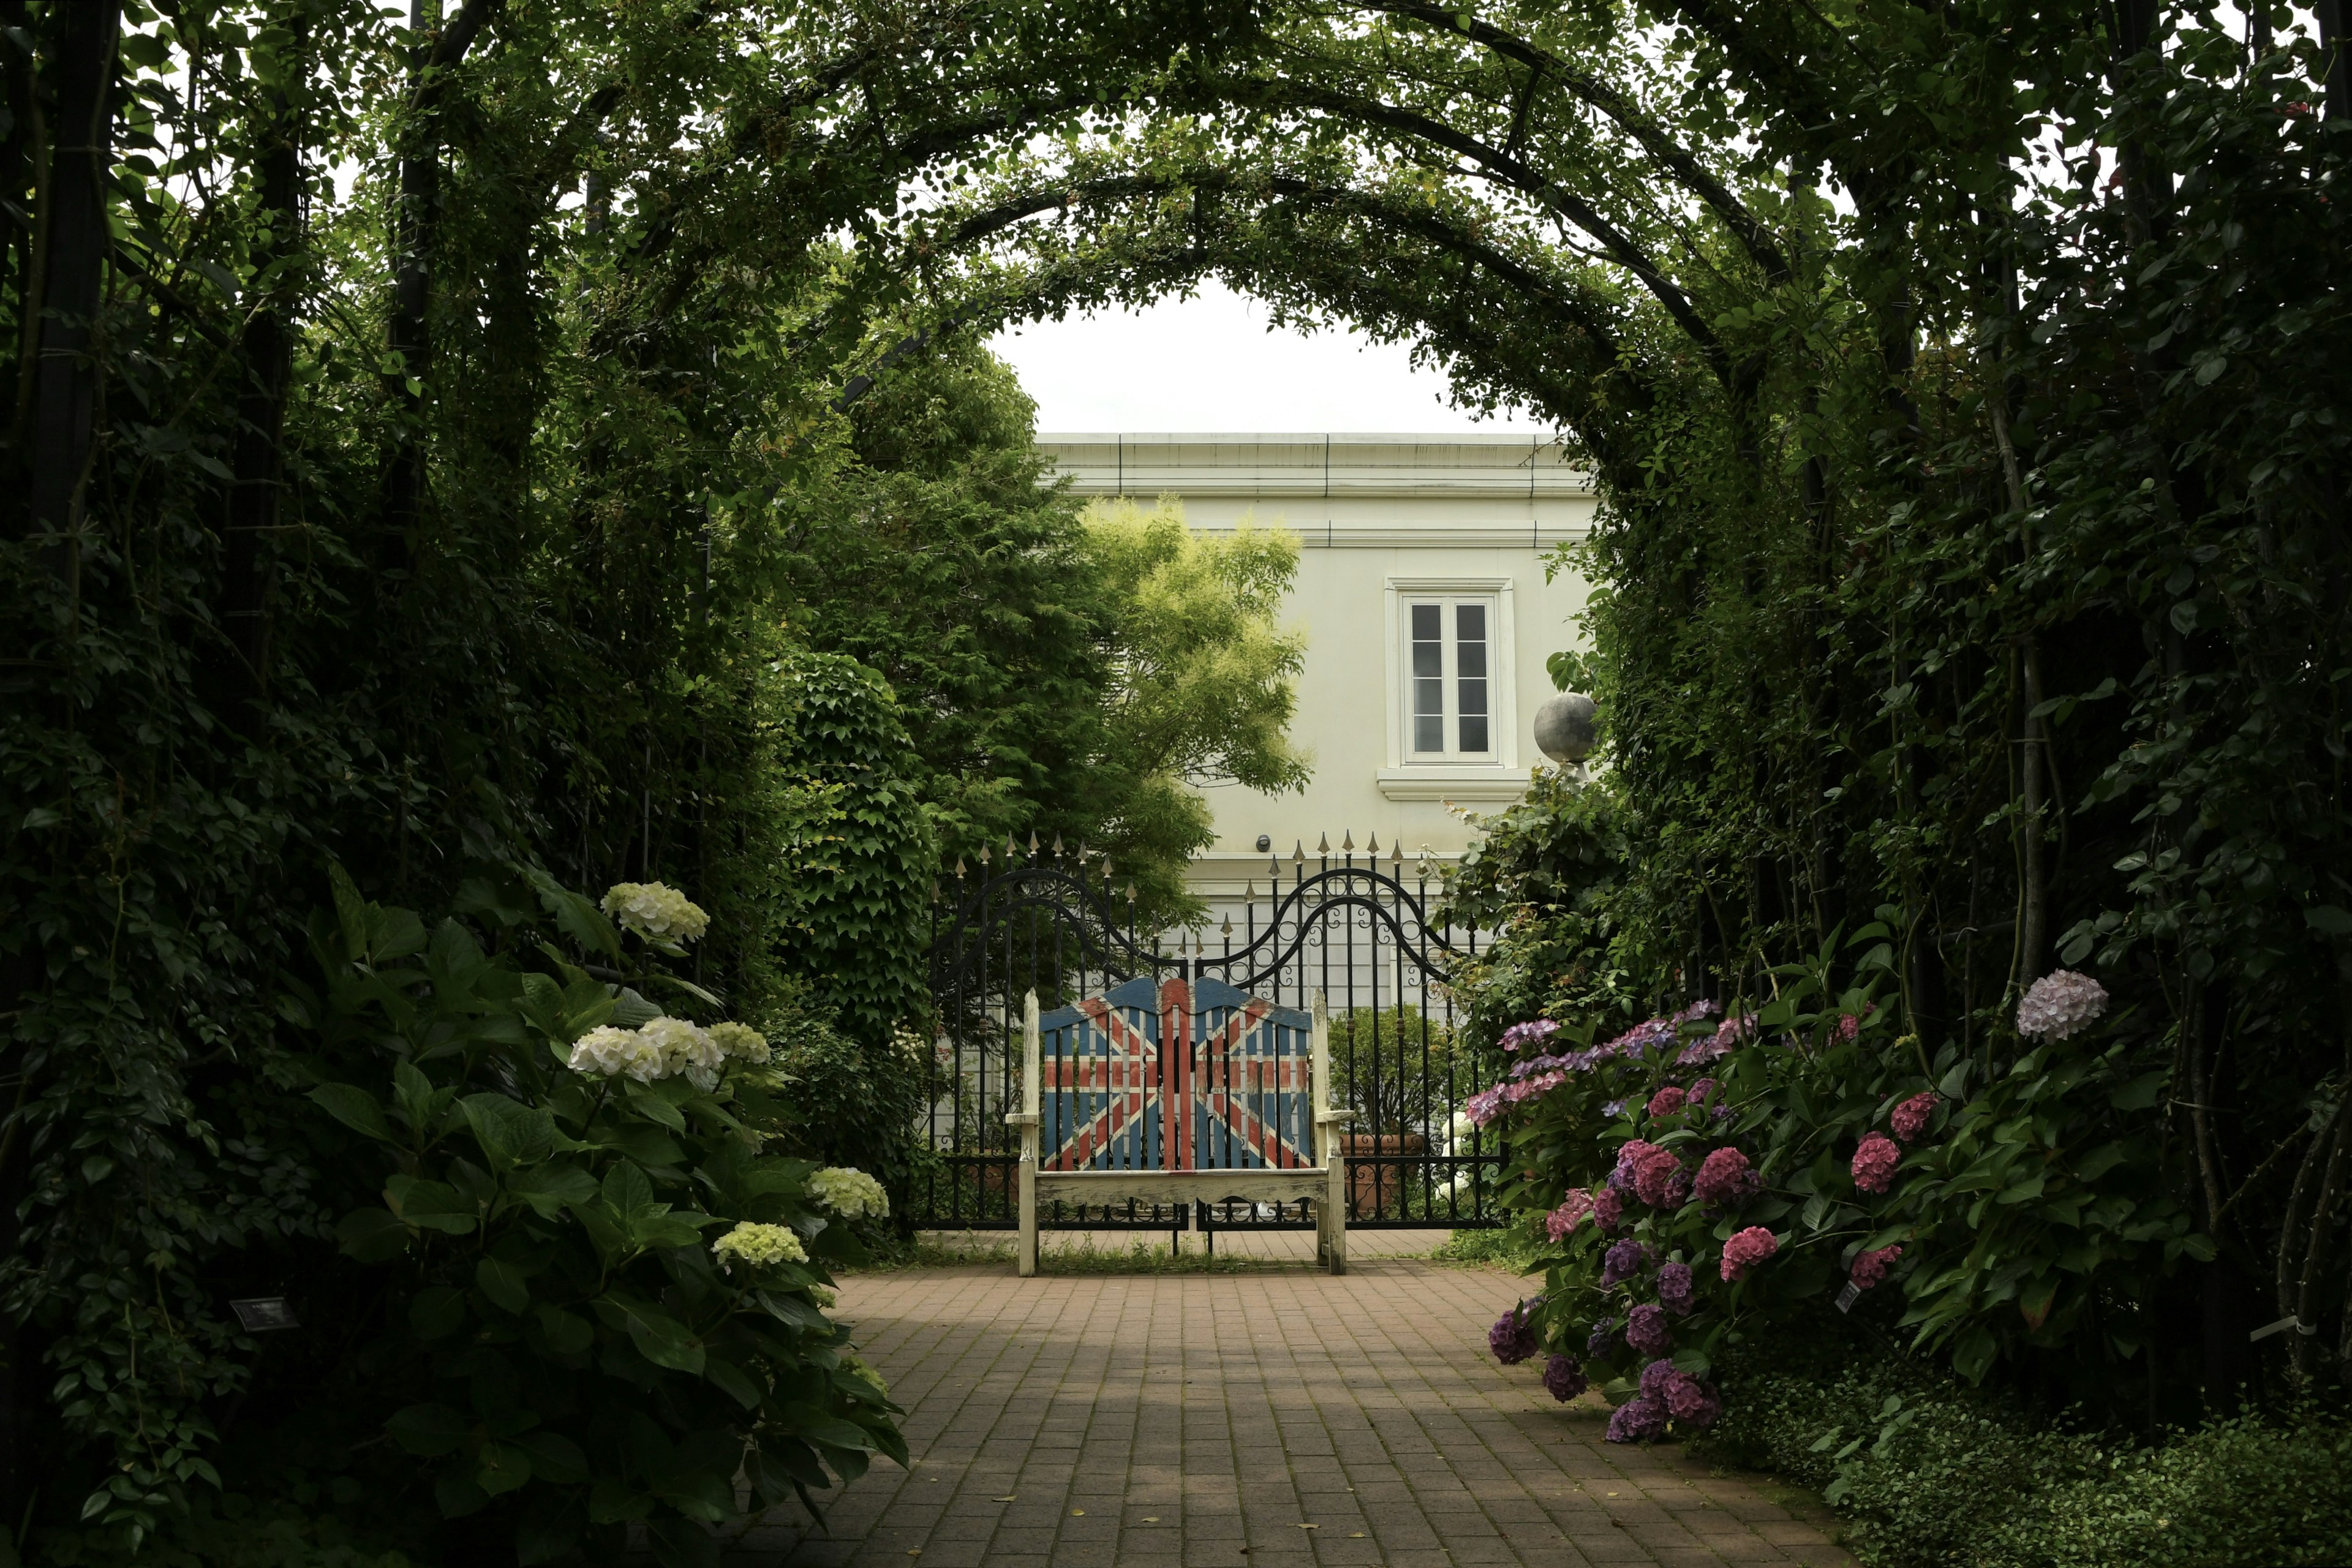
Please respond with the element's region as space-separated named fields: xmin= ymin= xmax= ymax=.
xmin=1005 ymin=976 xmax=1352 ymax=1275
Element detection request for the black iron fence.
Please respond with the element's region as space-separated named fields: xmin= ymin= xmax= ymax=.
xmin=918 ymin=836 xmax=1507 ymax=1231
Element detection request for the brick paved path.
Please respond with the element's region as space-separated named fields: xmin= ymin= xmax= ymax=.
xmin=739 ymin=1261 xmax=1851 ymax=1568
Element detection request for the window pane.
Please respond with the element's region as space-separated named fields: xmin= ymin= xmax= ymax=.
xmin=1454 ymin=603 xmax=1487 ymax=677
xmin=1411 ymin=603 xmax=1446 ymax=752
xmin=1456 ymin=603 xmax=1490 ymax=752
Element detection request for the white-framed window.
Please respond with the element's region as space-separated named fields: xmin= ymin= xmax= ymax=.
xmin=1404 ymin=597 xmax=1496 ymax=758
xmin=1382 ymin=575 xmax=1518 ymax=782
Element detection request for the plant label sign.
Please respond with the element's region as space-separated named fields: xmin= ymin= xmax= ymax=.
xmin=230 ymin=1297 xmax=300 ymax=1332
xmin=1834 ymin=1282 xmax=1861 ymax=1314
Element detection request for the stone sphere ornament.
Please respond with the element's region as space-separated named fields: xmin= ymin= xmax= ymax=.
xmin=1534 ymin=692 xmax=1597 ymax=764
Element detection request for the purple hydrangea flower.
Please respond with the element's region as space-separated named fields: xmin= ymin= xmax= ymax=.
xmin=1625 ymin=1303 xmax=1674 ymax=1356
xmin=1601 ymin=1238 xmax=1651 ymax=1287
xmin=1542 ymin=1353 xmax=1588 ymax=1403
xmin=1639 ymin=1358 xmax=1677 ymax=1400
xmin=1488 ymin=1305 xmax=1540 ymax=1366
xmin=1606 ymin=1395 xmax=1668 ymax=1443
xmin=1663 ymin=1372 xmax=1722 ymax=1427
xmin=1602 ymin=1100 xmax=1629 ymax=1120
xmin=1657 ymin=1262 xmax=1695 ymax=1316
xmin=1586 ymin=1317 xmax=1617 ymax=1358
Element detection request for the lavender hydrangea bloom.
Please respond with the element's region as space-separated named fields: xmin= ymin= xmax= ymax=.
xmin=1488 ymin=1305 xmax=1540 ymax=1365
xmin=1602 ymin=1100 xmax=1629 ymax=1120
xmin=1586 ymin=1317 xmax=1618 ymax=1357
xmin=1606 ymin=1395 xmax=1669 ymax=1443
xmin=1600 ymin=1238 xmax=1650 ymax=1287
xmin=1656 ymin=1262 xmax=1695 ymax=1316
xmin=1639 ymin=1358 xmax=1678 ymax=1400
xmin=2017 ymin=970 xmax=2109 ymax=1041
xmin=1625 ymin=1303 xmax=1674 ymax=1356
xmin=1542 ymin=1354 xmax=1588 ymax=1403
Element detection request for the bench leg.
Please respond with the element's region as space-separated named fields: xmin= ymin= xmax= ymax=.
xmin=1017 ymin=1155 xmax=1037 ymax=1278
xmin=1324 ymin=1163 xmax=1348 ymax=1276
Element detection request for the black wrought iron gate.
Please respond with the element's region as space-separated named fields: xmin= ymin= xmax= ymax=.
xmin=917 ymin=837 xmax=1506 ymax=1231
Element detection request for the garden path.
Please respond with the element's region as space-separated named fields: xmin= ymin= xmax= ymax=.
xmin=736 ymin=1257 xmax=1852 ymax=1568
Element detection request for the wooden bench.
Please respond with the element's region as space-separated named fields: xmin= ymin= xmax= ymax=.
xmin=1006 ymin=976 xmax=1351 ymax=1275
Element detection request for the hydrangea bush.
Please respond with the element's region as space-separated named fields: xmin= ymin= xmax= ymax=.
xmin=1476 ymin=929 xmax=2212 ymax=1439
xmin=290 ymin=869 xmax=903 ymax=1566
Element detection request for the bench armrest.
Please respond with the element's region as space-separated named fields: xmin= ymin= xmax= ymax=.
xmin=1004 ymin=1111 xmax=1039 ymax=1127
xmin=1313 ymin=1108 xmax=1356 ymax=1124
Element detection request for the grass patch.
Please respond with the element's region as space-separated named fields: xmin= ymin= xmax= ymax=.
xmin=1428 ymin=1224 xmax=1542 ymax=1271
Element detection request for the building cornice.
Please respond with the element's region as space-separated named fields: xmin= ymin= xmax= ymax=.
xmin=1038 ymin=433 xmax=1596 ymax=501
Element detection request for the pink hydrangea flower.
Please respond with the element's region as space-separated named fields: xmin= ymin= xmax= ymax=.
xmin=1834 ymin=1013 xmax=1861 ymax=1042
xmin=1630 ymin=1145 xmax=1686 ymax=1207
xmin=1689 ymin=1077 xmax=1717 ymax=1102
xmin=1693 ymin=1146 xmax=1759 ymax=1209
xmin=1646 ymin=1085 xmax=1687 ymax=1118
xmin=1719 ymin=1226 xmax=1777 ymax=1282
xmin=1592 ymin=1187 xmax=1623 ymax=1232
xmin=2016 ymin=970 xmax=2109 ymax=1041
xmin=1545 ymin=1191 xmax=1595 ymax=1242
xmin=1850 ymin=1244 xmax=1903 ymax=1291
xmin=1852 ymin=1132 xmax=1902 ymax=1194
xmin=1891 ymin=1092 xmax=1940 ymax=1144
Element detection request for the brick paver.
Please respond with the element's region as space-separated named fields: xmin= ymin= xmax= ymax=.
xmin=736 ymin=1261 xmax=1852 ymax=1567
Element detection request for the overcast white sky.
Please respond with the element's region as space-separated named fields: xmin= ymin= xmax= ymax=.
xmin=987 ymin=281 xmax=1547 ymax=435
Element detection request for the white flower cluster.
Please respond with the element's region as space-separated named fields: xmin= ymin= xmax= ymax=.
xmin=568 ymin=1015 xmax=746 ymax=1090
xmin=567 ymin=1025 xmax=663 ymax=1082
xmin=709 ymin=1021 xmax=771 ymax=1064
xmin=2016 ymin=970 xmax=2110 ymax=1041
xmin=600 ymin=881 xmax=710 ymax=945
xmin=711 ymin=1221 xmax=807 ymax=1272
xmin=641 ymin=1015 xmax=723 ymax=1090
xmin=807 ymin=1166 xmax=889 ymax=1219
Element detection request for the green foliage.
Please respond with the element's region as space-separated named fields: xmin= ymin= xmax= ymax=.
xmin=775 ymin=347 xmax=1116 ymax=865
xmin=275 ymin=871 xmax=900 ymax=1568
xmin=1439 ymin=769 xmax=1637 ymax=1047
xmin=1704 ymin=1354 xmax=2352 ymax=1568
xmin=1079 ymin=497 xmax=1310 ymax=915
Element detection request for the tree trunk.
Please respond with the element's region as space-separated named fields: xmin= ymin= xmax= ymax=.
xmin=23 ymin=0 xmax=121 ymax=594
xmin=380 ymin=0 xmax=442 ymax=564
xmin=224 ymin=16 xmax=307 ymax=692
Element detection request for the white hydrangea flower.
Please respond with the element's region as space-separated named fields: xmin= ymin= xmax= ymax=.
xmin=709 ymin=1021 xmax=770 ymax=1063
xmin=808 ymin=1166 xmax=890 ymax=1219
xmin=2016 ymin=970 xmax=2109 ymax=1041
xmin=639 ymin=1015 xmax=722 ymax=1091
xmin=600 ymin=881 xmax=710 ymax=944
xmin=711 ymin=1221 xmax=807 ymax=1272
xmin=568 ymin=1025 xmax=663 ymax=1083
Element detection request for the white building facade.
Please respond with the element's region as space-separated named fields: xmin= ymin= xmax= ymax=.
xmin=1038 ymin=434 xmax=1597 ymax=917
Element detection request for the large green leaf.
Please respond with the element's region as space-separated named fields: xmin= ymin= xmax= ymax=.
xmin=595 ymin=1294 xmax=706 ymax=1375
xmin=309 ymin=1083 xmax=395 ymax=1143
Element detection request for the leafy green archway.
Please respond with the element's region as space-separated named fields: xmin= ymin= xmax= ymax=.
xmin=2 ymin=0 xmax=2349 ymax=1558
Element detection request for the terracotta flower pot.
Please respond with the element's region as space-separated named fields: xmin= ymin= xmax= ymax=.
xmin=1342 ymin=1132 xmax=1428 ymax=1216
